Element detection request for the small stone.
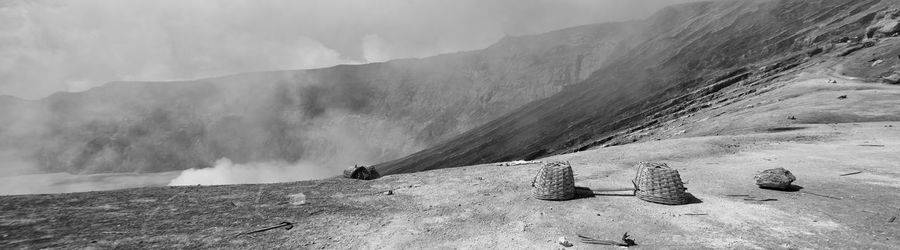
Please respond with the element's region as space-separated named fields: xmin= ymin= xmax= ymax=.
xmin=383 ymin=190 xmax=393 ymax=195
xmin=558 ymin=237 xmax=573 ymax=247
xmin=289 ymin=193 xmax=307 ymax=205
xmin=754 ymin=168 xmax=797 ymax=190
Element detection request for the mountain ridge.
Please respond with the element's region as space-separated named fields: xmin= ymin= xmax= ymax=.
xmin=375 ymin=0 xmax=897 ymax=174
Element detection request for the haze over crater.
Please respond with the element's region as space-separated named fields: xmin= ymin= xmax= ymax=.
xmin=0 ymin=0 xmax=701 ymax=99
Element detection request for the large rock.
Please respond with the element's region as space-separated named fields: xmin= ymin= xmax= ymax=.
xmin=867 ymin=9 xmax=900 ymax=38
xmin=883 ymin=73 xmax=900 ymax=85
xmin=754 ymin=168 xmax=797 ymax=190
xmin=878 ymin=21 xmax=900 ymax=34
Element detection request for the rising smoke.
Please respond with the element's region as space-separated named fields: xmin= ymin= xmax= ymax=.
xmin=168 ymin=158 xmax=332 ymax=186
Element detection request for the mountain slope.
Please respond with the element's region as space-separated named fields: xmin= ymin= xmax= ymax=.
xmin=376 ymin=0 xmax=898 ymax=174
xmin=0 ymin=21 xmax=638 ymax=175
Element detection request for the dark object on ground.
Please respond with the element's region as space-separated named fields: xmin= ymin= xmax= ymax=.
xmin=344 ymin=165 xmax=380 ymax=180
xmin=837 ymin=95 xmax=847 ymax=99
xmin=744 ymin=198 xmax=778 ymax=202
xmin=684 ymin=213 xmax=709 ymax=216
xmin=801 ymin=191 xmax=842 ymax=200
xmin=806 ymin=47 xmax=824 ymax=57
xmin=788 ymin=116 xmax=797 ymax=120
xmin=890 ymin=216 xmax=897 ymax=223
xmin=589 ymin=187 xmax=637 ymax=197
xmin=531 ymin=161 xmax=575 ymax=201
xmin=858 ymin=144 xmax=885 ymax=147
xmin=577 ymin=232 xmax=637 ymax=247
xmin=235 ymin=222 xmax=294 ymax=237
xmin=840 ymin=171 xmax=863 ymax=176
xmin=633 ymin=162 xmax=691 ymax=205
xmin=754 ymin=168 xmax=796 ymax=190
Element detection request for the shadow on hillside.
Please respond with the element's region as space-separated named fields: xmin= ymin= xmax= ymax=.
xmin=574 ymin=187 xmax=705 ymax=205
xmin=682 ymin=193 xmax=703 ymax=204
xmin=765 ymin=126 xmax=808 ymax=133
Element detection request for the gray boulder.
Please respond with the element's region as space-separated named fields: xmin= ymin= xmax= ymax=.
xmin=866 ymin=9 xmax=900 ymax=38
xmin=883 ymin=73 xmax=900 ymax=85
xmin=754 ymin=168 xmax=797 ymax=190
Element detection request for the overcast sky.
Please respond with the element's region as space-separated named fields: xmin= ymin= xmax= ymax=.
xmin=0 ymin=0 xmax=703 ymax=99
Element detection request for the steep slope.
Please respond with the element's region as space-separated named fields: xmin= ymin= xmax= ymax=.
xmin=0 ymin=22 xmax=638 ymax=175
xmin=377 ymin=0 xmax=898 ymax=175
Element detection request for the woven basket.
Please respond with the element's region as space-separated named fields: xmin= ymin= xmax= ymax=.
xmin=531 ymin=161 xmax=576 ymax=200
xmin=632 ymin=162 xmax=689 ymax=205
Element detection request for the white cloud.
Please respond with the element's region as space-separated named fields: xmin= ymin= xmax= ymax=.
xmin=168 ymin=158 xmax=336 ymax=186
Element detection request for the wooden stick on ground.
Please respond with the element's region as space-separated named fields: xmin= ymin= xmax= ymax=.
xmin=839 ymin=171 xmax=862 ymax=176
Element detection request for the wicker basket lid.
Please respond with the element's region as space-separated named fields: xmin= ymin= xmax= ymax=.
xmin=632 ymin=162 xmax=689 ymax=205
xmin=531 ymin=161 xmax=576 ymax=201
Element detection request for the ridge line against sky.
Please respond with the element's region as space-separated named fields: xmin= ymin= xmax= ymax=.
xmin=0 ymin=0 xmax=705 ymax=99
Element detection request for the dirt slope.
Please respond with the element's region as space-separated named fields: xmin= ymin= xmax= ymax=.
xmin=2 ymin=64 xmax=899 ymax=248
xmin=376 ymin=0 xmax=898 ymax=175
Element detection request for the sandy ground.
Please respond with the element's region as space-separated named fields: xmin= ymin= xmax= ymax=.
xmin=2 ymin=65 xmax=900 ymax=248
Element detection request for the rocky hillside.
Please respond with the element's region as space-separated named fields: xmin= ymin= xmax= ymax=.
xmin=377 ymin=0 xmax=900 ymax=174
xmin=0 ymin=20 xmax=638 ymax=174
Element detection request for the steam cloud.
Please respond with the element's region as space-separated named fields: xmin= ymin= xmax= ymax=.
xmin=168 ymin=158 xmax=334 ymax=186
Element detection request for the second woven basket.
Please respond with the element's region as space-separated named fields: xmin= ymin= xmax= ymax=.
xmin=632 ymin=162 xmax=690 ymax=205
xmin=532 ymin=161 xmax=576 ymax=200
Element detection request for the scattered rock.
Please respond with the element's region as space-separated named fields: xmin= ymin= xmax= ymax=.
xmin=827 ymin=79 xmax=837 ymax=83
xmin=558 ymin=237 xmax=573 ymax=247
xmin=863 ymin=40 xmax=877 ymax=48
xmin=788 ymin=116 xmax=797 ymax=120
xmin=383 ymin=190 xmax=393 ymax=195
xmin=867 ymin=9 xmax=900 ymax=38
xmin=882 ymin=73 xmax=900 ymax=84
xmin=837 ymin=95 xmax=847 ymax=100
xmin=871 ymin=59 xmax=884 ymax=67
xmin=289 ymin=193 xmax=307 ymax=205
xmin=879 ymin=20 xmax=900 ymax=33
xmin=754 ymin=168 xmax=797 ymax=190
